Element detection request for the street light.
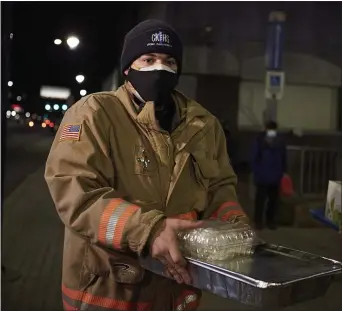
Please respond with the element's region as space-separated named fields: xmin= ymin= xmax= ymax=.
xmin=80 ymin=89 xmax=87 ymax=96
xmin=76 ymin=75 xmax=85 ymax=83
xmin=66 ymin=36 xmax=80 ymax=49
xmin=8 ymin=81 xmax=13 ymax=87
xmin=54 ymin=39 xmax=62 ymax=45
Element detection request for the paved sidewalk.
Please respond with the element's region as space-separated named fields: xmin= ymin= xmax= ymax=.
xmin=2 ymin=166 xmax=64 ymax=311
xmin=2 ymin=166 xmax=342 ymax=311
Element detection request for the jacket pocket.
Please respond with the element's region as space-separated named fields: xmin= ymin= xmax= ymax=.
xmin=84 ymin=243 xmax=145 ymax=285
xmin=191 ymin=151 xmax=219 ymax=188
xmin=108 ymin=256 xmax=145 ymax=284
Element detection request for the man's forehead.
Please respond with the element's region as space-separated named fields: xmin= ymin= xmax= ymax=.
xmin=138 ymin=53 xmax=175 ymax=59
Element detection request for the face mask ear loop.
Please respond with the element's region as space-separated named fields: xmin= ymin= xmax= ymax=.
xmin=126 ymin=68 xmax=146 ymax=103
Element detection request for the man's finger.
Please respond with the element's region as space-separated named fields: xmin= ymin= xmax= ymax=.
xmin=168 ymin=242 xmax=186 ymax=267
xmin=168 ymin=242 xmax=192 ymax=284
xmin=163 ymin=253 xmax=183 ymax=284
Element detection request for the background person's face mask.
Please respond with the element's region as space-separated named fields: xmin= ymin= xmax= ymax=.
xmin=266 ymin=129 xmax=277 ymax=138
xmin=127 ymin=64 xmax=178 ymax=105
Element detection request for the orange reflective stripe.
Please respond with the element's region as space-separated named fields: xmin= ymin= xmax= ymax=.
xmin=98 ymin=198 xmax=139 ymax=250
xmin=175 ymin=289 xmax=201 ymax=311
xmin=209 ymin=201 xmax=244 ymax=221
xmin=221 ymin=209 xmax=245 ymax=221
xmin=62 ymin=284 xmax=151 ymax=311
xmin=173 ymin=211 xmax=198 ymax=220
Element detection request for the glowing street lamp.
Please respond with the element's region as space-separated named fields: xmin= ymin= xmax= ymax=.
xmin=80 ymin=89 xmax=87 ymax=96
xmin=76 ymin=75 xmax=85 ymax=83
xmin=54 ymin=39 xmax=62 ymax=45
xmin=66 ymin=36 xmax=80 ymax=49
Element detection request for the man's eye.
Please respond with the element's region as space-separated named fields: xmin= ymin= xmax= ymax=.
xmin=143 ymin=58 xmax=154 ymax=64
xmin=167 ymin=59 xmax=176 ymax=66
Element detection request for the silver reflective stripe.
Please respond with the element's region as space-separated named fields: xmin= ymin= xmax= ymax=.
xmin=80 ymin=301 xmax=89 ymax=310
xmin=105 ymin=201 xmax=130 ymax=246
xmin=176 ymin=294 xmax=198 ymax=311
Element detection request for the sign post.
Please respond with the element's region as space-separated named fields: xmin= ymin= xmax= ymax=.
xmin=264 ymin=11 xmax=286 ymax=124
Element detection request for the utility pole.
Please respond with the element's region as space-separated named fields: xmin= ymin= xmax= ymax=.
xmin=1 ymin=1 xmax=21 ymax=283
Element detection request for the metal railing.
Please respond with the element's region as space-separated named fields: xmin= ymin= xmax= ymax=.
xmin=287 ymin=146 xmax=341 ymax=198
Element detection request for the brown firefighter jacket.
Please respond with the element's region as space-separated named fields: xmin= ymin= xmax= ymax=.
xmin=45 ymin=85 xmax=248 ymax=311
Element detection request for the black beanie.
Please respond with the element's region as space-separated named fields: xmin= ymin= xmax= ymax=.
xmin=120 ymin=19 xmax=183 ymax=75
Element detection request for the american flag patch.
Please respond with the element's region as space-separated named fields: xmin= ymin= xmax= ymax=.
xmin=59 ymin=124 xmax=82 ymax=141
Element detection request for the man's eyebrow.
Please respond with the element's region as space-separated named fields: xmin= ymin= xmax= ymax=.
xmin=140 ymin=53 xmax=156 ymax=57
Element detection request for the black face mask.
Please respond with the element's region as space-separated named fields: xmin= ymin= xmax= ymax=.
xmin=127 ymin=69 xmax=178 ymax=106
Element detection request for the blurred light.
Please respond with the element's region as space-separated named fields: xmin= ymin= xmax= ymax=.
xmin=45 ymin=104 xmax=51 ymax=111
xmin=53 ymin=104 xmax=59 ymax=110
xmin=37 ymin=116 xmax=42 ymax=121
xmin=29 ymin=121 xmax=34 ymax=127
xmin=10 ymin=33 xmax=13 ymax=39
xmin=12 ymin=104 xmax=23 ymax=112
xmin=54 ymin=39 xmax=62 ymax=45
xmin=45 ymin=119 xmax=51 ymax=125
xmin=25 ymin=112 xmax=31 ymax=118
xmin=32 ymin=114 xmax=37 ymax=119
xmin=40 ymin=86 xmax=71 ymax=100
xmin=11 ymin=111 xmax=16 ymax=117
xmin=17 ymin=96 xmax=22 ymax=101
xmin=8 ymin=81 xmax=13 ymax=87
xmin=76 ymin=75 xmax=85 ymax=83
xmin=6 ymin=111 xmax=11 ymax=117
xmin=66 ymin=36 xmax=79 ymax=49
xmin=42 ymin=122 xmax=47 ymax=128
xmin=80 ymin=89 xmax=87 ymax=96
xmin=15 ymin=115 xmax=20 ymax=120
xmin=62 ymin=104 xmax=68 ymax=111
xmin=49 ymin=122 xmax=55 ymax=128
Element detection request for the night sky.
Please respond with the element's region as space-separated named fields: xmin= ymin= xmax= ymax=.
xmin=7 ymin=1 xmax=147 ymax=111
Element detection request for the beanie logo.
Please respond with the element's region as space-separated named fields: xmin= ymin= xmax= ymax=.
xmin=147 ymin=31 xmax=172 ymax=48
xmin=152 ymin=31 xmax=170 ymax=44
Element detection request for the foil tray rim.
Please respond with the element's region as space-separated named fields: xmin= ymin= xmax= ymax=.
xmin=185 ymin=243 xmax=342 ymax=288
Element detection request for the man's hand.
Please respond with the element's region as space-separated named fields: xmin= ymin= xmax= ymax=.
xmin=151 ymin=218 xmax=203 ymax=285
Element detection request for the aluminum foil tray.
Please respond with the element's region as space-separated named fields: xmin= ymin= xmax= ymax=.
xmin=139 ymin=243 xmax=342 ymax=309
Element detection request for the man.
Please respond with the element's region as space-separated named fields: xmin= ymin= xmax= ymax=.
xmin=250 ymin=121 xmax=287 ymax=230
xmin=45 ymin=19 xmax=249 ymax=311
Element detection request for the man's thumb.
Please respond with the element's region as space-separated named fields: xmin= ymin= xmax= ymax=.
xmin=175 ymin=220 xmax=204 ymax=231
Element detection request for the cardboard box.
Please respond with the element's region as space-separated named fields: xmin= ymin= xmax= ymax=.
xmin=325 ymin=181 xmax=342 ymax=231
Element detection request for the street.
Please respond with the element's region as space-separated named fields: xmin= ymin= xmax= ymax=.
xmin=1 ymin=123 xmax=342 ymax=311
xmin=3 ymin=121 xmax=54 ymax=199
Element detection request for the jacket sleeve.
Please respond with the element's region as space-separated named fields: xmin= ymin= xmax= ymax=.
xmin=45 ymin=95 xmax=165 ymax=255
xmin=202 ymin=120 xmax=249 ymax=224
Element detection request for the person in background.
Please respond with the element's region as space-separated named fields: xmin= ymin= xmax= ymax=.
xmin=250 ymin=121 xmax=287 ymax=230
